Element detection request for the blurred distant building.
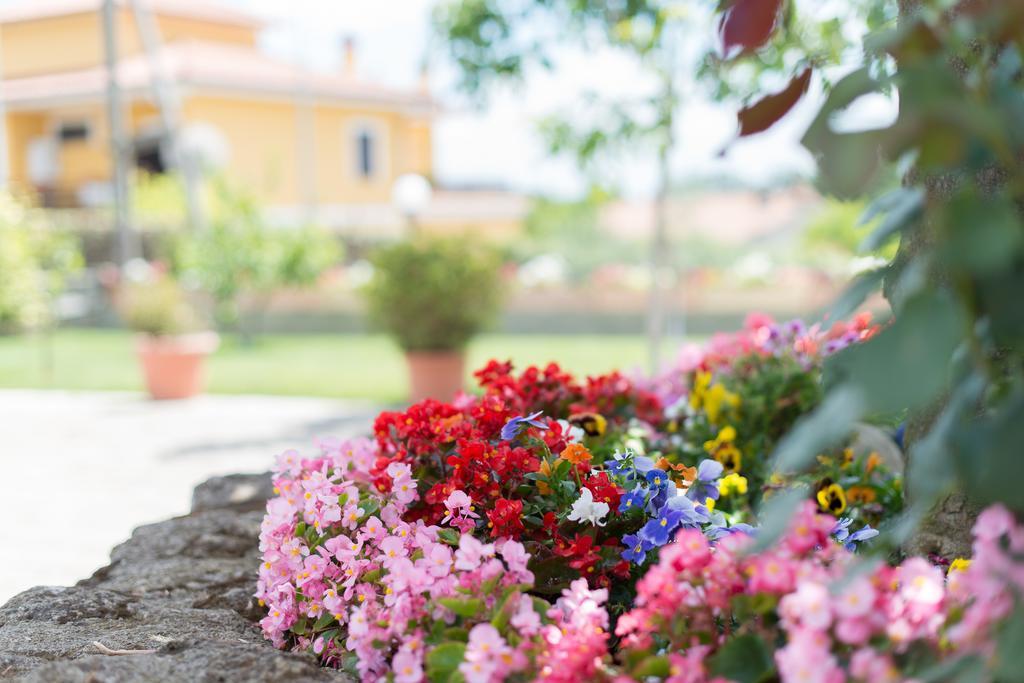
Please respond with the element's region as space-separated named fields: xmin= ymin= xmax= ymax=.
xmin=0 ymin=0 xmax=523 ymax=236
xmin=600 ymin=184 xmax=824 ymax=246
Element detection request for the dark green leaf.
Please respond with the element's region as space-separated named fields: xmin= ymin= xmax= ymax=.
xmin=708 ymin=633 xmax=775 ymax=683
xmin=426 ymin=642 xmax=467 ymax=683
xmin=859 ymin=187 xmax=924 ymax=252
xmin=953 ymin=390 xmax=1024 ymax=514
xmin=772 ymin=383 xmax=864 ymax=473
xmin=438 ymin=597 xmax=485 ymax=618
xmin=825 ymin=290 xmax=963 ymax=415
xmin=827 ymin=266 xmax=888 ymax=321
xmin=748 ymin=487 xmax=806 ymax=553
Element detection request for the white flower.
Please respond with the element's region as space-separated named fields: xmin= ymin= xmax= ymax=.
xmin=556 ymin=419 xmax=586 ymax=443
xmin=566 ymin=488 xmax=609 ymax=527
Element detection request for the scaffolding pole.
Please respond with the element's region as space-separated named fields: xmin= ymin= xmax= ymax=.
xmin=130 ymin=0 xmax=205 ymax=231
xmin=102 ymin=0 xmax=136 ymax=264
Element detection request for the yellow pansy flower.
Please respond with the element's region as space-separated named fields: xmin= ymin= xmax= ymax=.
xmin=719 ymin=472 xmax=748 ymax=497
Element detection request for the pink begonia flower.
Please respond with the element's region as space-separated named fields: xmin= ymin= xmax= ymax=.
xmin=392 ymin=476 xmax=418 ymax=505
xmin=379 ymin=535 xmax=409 ymax=566
xmin=833 ymin=575 xmax=876 ymax=619
xmin=898 ymin=557 xmax=945 ymax=606
xmin=360 ymin=515 xmax=385 ymax=540
xmin=423 ymin=542 xmax=453 ymax=578
xmin=849 ymin=648 xmax=901 ymax=683
xmin=460 ymin=624 xmax=511 ymax=683
xmin=340 ymin=503 xmax=365 ymax=530
xmin=510 ymin=594 xmax=541 ymax=636
xmin=455 ymin=534 xmax=495 ymax=571
xmin=386 ymin=461 xmax=413 ymax=480
xmin=498 ymin=539 xmax=530 ymax=574
xmin=392 ymin=648 xmax=423 ymax=683
xmin=780 ymin=581 xmax=832 ymax=631
xmin=834 ymin=616 xmax=873 ymax=646
xmin=274 ymin=448 xmax=302 ymax=476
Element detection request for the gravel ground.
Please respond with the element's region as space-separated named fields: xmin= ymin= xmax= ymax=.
xmin=0 ymin=390 xmax=378 ymax=603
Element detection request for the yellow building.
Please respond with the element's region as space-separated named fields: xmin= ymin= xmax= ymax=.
xmin=0 ymin=0 xmax=458 ymax=234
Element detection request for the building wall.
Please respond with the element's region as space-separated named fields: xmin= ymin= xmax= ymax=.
xmin=0 ymin=10 xmax=256 ymax=79
xmin=184 ymin=93 xmax=432 ymax=207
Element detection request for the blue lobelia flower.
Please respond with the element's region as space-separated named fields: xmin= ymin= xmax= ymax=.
xmin=621 ymin=533 xmax=650 ymax=564
xmin=685 ymin=459 xmax=724 ymax=502
xmin=638 ymin=507 xmax=683 ymax=547
xmin=500 ymin=411 xmax=547 ymax=441
xmin=618 ymin=485 xmax=647 ymax=514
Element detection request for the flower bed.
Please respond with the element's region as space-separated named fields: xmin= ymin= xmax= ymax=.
xmin=257 ymin=314 xmax=1020 ymax=682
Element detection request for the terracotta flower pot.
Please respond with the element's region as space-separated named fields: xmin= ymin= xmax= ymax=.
xmin=136 ymin=332 xmax=219 ymax=400
xmin=406 ymin=350 xmax=465 ymax=403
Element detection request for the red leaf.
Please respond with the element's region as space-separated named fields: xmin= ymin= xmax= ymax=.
xmin=737 ymin=68 xmax=812 ymax=137
xmin=719 ymin=0 xmax=782 ymax=56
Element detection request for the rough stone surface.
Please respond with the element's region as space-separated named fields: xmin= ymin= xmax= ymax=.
xmin=0 ymin=474 xmax=347 ymax=682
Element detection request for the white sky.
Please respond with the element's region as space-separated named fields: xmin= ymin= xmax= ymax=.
xmin=1 ymin=0 xmax=897 ymax=199
xmin=223 ymin=0 xmax=846 ymax=200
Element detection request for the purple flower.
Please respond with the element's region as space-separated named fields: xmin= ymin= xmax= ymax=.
xmin=618 ymin=485 xmax=647 ymax=513
xmin=621 ymin=533 xmax=651 ymax=564
xmin=606 ymin=450 xmax=634 ymax=477
xmin=666 ymin=493 xmax=712 ymax=527
xmin=500 ymin=411 xmax=547 ymax=441
xmin=639 ymin=508 xmax=683 ymax=547
xmin=832 ymin=518 xmax=879 ymax=551
xmin=645 ymin=468 xmax=670 ymax=491
xmin=685 ymin=458 xmax=723 ymax=502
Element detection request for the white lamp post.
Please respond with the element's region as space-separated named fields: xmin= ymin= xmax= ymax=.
xmin=391 ymin=173 xmax=432 ymax=236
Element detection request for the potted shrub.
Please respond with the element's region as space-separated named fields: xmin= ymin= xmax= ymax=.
xmin=118 ymin=272 xmax=219 ymax=400
xmin=364 ymin=236 xmax=502 ymax=402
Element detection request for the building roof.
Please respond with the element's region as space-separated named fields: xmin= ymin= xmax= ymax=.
xmin=0 ymin=0 xmax=263 ymax=28
xmin=1 ymin=40 xmax=433 ymax=112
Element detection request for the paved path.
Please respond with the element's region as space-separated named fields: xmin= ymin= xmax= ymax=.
xmin=0 ymin=390 xmax=380 ymax=603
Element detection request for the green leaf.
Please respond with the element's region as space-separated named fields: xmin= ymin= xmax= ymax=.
xmin=953 ymin=390 xmax=1024 ymax=515
xmin=438 ymin=597 xmax=485 ymax=618
xmin=426 ymin=642 xmax=467 ymax=683
xmin=312 ymin=612 xmax=336 ymax=631
xmin=437 ymin=528 xmax=461 ymax=546
xmin=707 ymin=633 xmax=775 ymax=683
xmin=905 ymin=372 xmax=985 ymax=505
xmin=825 ymin=290 xmax=964 ymax=415
xmin=801 ymin=68 xmax=889 ymax=199
xmin=360 ymin=568 xmax=384 ymax=583
xmin=827 ymin=266 xmax=888 ymax=321
xmin=632 ymin=655 xmax=671 ymax=678
xmin=491 ymin=590 xmax=521 ymax=631
xmin=772 ymin=383 xmax=864 ymax=473
xmin=940 ymin=195 xmax=1023 ymax=275
xmin=748 ymin=487 xmax=806 ymax=553
xmin=994 ymin=605 xmax=1024 ymax=681
xmin=859 ymin=187 xmax=924 ymax=252
xmin=443 ymin=627 xmax=470 ymax=642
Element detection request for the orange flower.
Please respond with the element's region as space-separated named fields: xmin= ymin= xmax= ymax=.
xmin=656 ymin=457 xmax=697 ymax=485
xmin=559 ymin=443 xmax=592 ymax=466
xmin=536 ymin=458 xmax=553 ymax=494
xmin=847 ymin=485 xmax=877 ymax=504
xmin=865 ymin=452 xmax=883 ymax=474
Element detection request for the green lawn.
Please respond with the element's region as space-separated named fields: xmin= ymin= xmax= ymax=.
xmin=0 ymin=329 xmax=685 ymax=402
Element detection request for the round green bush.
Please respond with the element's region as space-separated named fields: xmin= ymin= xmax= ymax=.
xmin=364 ymin=236 xmax=503 ymax=352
